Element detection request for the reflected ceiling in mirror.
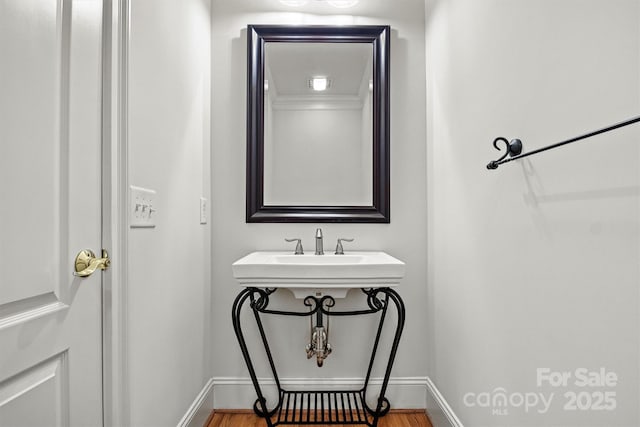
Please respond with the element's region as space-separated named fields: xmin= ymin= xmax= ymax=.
xmin=246 ymin=25 xmax=390 ymax=223
xmin=263 ymin=42 xmax=373 ymax=206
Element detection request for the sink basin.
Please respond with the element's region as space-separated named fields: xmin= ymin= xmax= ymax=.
xmin=232 ymin=251 xmax=405 ymax=298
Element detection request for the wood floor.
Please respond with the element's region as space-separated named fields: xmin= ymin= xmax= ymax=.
xmin=207 ymin=410 xmax=433 ymax=427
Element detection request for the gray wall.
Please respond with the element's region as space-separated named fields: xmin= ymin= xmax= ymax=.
xmin=127 ymin=0 xmax=212 ymax=424
xmin=210 ymin=1 xmax=639 ymax=424
xmin=425 ymin=0 xmax=639 ymax=426
xmin=211 ymin=0 xmax=428 ymax=408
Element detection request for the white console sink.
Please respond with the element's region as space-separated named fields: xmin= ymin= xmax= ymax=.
xmin=231 ymin=251 xmax=405 ymax=299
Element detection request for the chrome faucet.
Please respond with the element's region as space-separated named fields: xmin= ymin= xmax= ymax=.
xmin=315 ymin=228 xmax=324 ymax=255
xmin=285 ymin=238 xmax=304 ymax=255
xmin=335 ymin=238 xmax=354 ymax=255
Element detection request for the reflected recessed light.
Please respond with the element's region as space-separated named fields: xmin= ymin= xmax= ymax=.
xmin=264 ymin=80 xmax=269 ymax=91
xmin=279 ymin=0 xmax=308 ymax=6
xmin=309 ymin=77 xmax=330 ymax=91
xmin=326 ymin=0 xmax=359 ymax=8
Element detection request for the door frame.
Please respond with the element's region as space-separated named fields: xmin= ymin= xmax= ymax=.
xmin=101 ymin=0 xmax=131 ymax=425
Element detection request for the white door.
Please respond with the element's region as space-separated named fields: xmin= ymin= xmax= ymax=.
xmin=0 ymin=0 xmax=104 ymax=426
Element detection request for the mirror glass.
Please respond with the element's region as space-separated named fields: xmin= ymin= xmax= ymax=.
xmin=263 ymin=42 xmax=373 ymax=206
xmin=246 ymin=25 xmax=390 ymax=223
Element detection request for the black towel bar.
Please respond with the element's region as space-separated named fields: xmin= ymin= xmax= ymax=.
xmin=487 ymin=115 xmax=640 ymax=170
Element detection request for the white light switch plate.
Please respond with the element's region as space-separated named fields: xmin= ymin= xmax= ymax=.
xmin=130 ymin=185 xmax=156 ymax=228
xmin=200 ymin=197 xmax=208 ymax=224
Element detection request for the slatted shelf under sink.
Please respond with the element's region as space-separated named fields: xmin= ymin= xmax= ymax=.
xmin=274 ymin=390 xmax=377 ymax=426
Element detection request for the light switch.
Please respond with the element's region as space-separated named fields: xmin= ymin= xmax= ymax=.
xmin=130 ymin=185 xmax=156 ymax=228
xmin=200 ymin=197 xmax=208 ymax=224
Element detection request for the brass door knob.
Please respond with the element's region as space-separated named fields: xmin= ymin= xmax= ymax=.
xmin=74 ymin=249 xmax=110 ymax=277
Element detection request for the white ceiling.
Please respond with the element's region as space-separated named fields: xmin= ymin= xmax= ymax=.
xmin=265 ymin=42 xmax=372 ymax=97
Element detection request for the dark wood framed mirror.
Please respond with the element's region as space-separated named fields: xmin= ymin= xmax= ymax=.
xmin=246 ymin=25 xmax=390 ymax=223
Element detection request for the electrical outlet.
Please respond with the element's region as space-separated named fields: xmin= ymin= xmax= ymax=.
xmin=130 ymin=186 xmax=157 ymax=228
xmin=200 ymin=197 xmax=207 ymax=224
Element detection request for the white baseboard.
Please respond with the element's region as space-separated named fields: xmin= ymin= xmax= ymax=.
xmin=425 ymin=377 xmax=464 ymax=427
xmin=211 ymin=376 xmax=428 ymax=410
xmin=176 ymin=378 xmax=215 ymax=427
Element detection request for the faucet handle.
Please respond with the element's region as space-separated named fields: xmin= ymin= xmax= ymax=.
xmin=285 ymin=238 xmax=304 ymax=255
xmin=335 ymin=238 xmax=354 ymax=255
